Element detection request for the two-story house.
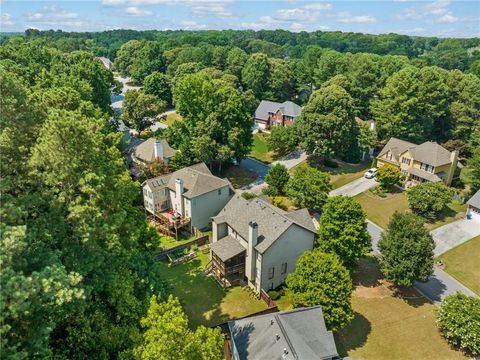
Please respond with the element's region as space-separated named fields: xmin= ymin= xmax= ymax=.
xmin=132 ymin=138 xmax=176 ymax=166
xmin=142 ymin=163 xmax=233 ymax=231
xmin=376 ymin=137 xmax=460 ymax=187
xmin=210 ymin=195 xmax=316 ymax=292
xmin=254 ymin=100 xmax=302 ymax=128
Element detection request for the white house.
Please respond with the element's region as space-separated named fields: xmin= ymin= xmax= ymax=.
xmin=132 ymin=138 xmax=176 ymax=166
xmin=210 ymin=195 xmax=316 ymax=292
xmin=467 ymin=189 xmax=480 ymax=222
xmin=142 ymin=163 xmax=233 ymax=230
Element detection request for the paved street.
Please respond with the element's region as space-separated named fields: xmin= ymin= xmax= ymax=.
xmin=366 ymin=220 xmax=382 ymax=255
xmin=328 ymin=176 xmax=377 ymax=197
xmin=271 ymin=150 xmax=307 ymax=170
xmin=431 ymin=219 xmax=480 ymax=257
xmin=414 ymin=268 xmax=477 ymax=304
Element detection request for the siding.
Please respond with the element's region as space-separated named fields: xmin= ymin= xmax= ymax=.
xmin=189 ymin=185 xmax=232 ymax=230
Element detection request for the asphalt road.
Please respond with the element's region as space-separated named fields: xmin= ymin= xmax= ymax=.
xmin=366 ymin=220 xmax=382 ymax=255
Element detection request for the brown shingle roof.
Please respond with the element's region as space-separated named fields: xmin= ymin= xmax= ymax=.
xmin=133 ymin=138 xmax=176 ymax=163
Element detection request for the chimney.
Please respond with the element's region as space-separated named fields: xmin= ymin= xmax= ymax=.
xmin=175 ymin=178 xmax=184 ymax=216
xmin=246 ymin=221 xmax=258 ymax=285
xmin=154 ymin=139 xmax=163 ymax=160
xmin=446 ymin=150 xmax=459 ymax=186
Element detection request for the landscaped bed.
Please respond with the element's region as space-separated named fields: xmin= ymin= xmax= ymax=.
xmin=334 ymin=258 xmax=467 ymax=360
xmin=438 ymin=236 xmax=480 ymax=295
xmin=158 ymin=251 xmax=268 ymax=328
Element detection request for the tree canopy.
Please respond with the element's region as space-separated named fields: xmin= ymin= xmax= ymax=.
xmin=286 ymin=164 xmax=331 ymax=209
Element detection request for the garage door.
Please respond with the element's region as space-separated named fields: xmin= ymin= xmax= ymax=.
xmin=468 ymin=206 xmax=480 ymax=222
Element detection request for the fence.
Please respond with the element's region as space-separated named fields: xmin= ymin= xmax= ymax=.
xmin=155 ymin=235 xmax=209 ymax=261
xmin=260 ymin=289 xmax=276 ymax=308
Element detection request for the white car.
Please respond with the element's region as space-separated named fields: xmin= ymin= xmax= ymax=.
xmin=364 ymin=168 xmax=378 ymax=179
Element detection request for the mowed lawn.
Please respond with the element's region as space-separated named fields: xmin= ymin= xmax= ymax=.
xmin=335 ymin=258 xmax=467 ymax=360
xmin=425 ymin=200 xmax=468 ymax=230
xmin=354 ymin=191 xmax=409 ymax=229
xmin=160 ymin=111 xmax=182 ymax=126
xmin=249 ymin=133 xmax=274 ymax=163
xmin=158 ymin=252 xmax=267 ymax=328
xmin=438 ymin=236 xmax=480 ymax=295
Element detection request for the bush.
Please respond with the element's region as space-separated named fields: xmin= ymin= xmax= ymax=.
xmin=241 ymin=192 xmax=257 ymax=200
xmin=436 ymin=293 xmax=480 ymax=356
xmin=270 ymin=196 xmax=287 ymax=210
xmin=267 ymin=290 xmax=280 ymax=300
xmin=407 ymin=182 xmax=454 ymax=220
xmin=323 ymin=158 xmax=339 ymax=168
xmin=376 ymin=164 xmax=401 ymax=189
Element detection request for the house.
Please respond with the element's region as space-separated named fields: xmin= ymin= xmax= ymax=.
xmin=466 ymin=190 xmax=480 ymax=222
xmin=142 ymin=163 xmax=233 ymax=231
xmin=376 ymin=137 xmax=460 ymax=187
xmin=132 ymin=138 xmax=176 ymax=166
xmin=254 ymin=100 xmax=301 ymax=128
xmin=210 ymin=195 xmax=316 ymax=292
xmin=97 ymin=56 xmax=113 ymax=69
xmin=227 ymin=306 xmax=338 ymax=360
xmin=355 ymin=116 xmax=377 ymax=160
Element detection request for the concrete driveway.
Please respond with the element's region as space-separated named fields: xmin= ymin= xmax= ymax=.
xmin=329 ymin=177 xmax=377 ymax=197
xmin=432 ymin=219 xmax=480 ymax=257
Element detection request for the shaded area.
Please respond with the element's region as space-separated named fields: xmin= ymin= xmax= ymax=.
xmin=334 ymin=312 xmax=371 ymax=357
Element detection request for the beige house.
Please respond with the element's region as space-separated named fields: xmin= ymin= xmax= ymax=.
xmin=376 ymin=137 xmax=460 ymax=187
xmin=467 ymin=190 xmax=480 ymax=222
xmin=210 ymin=195 xmax=316 ymax=292
xmin=132 ymin=138 xmax=176 ymax=166
xmin=142 ymin=163 xmax=233 ymax=231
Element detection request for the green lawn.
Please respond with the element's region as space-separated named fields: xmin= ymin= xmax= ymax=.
xmin=216 ymin=164 xmax=257 ymax=189
xmin=426 ymin=200 xmax=468 ymax=230
xmin=158 ymin=251 xmax=267 ymax=328
xmin=249 ymin=133 xmax=274 ymax=163
xmin=157 ymin=233 xmax=197 ymax=249
xmin=354 ymin=191 xmax=409 ymax=229
xmin=160 ymin=111 xmax=182 ymax=126
xmin=438 ymin=236 xmax=480 ymax=295
xmin=335 ymin=258 xmax=467 ymax=360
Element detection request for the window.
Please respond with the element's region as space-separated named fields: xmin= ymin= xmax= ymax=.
xmin=420 ymin=163 xmax=434 ymax=173
xmin=270 ymin=283 xmax=274 ymax=290
xmin=401 ymin=157 xmax=411 ymax=165
xmin=386 ymin=151 xmax=393 ymax=160
xmin=281 ymin=263 xmax=287 ymax=274
xmin=268 ymin=267 xmax=275 ymax=279
xmin=401 ymin=170 xmax=408 ymax=176
xmin=192 ymin=198 xmax=196 ymax=206
xmin=218 ymin=188 xmax=222 ymax=195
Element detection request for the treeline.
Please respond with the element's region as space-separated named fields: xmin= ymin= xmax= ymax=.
xmin=19 ymin=28 xmax=480 ymax=71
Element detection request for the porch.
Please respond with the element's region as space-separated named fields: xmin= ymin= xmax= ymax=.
xmin=148 ymin=210 xmax=191 ymax=239
xmin=210 ymin=235 xmax=246 ymax=288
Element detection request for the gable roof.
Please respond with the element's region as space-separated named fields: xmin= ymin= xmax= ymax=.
xmin=228 ymin=306 xmax=338 ymax=360
xmin=212 ymin=195 xmax=316 ymax=254
xmin=255 ymin=100 xmax=301 ymax=121
xmin=143 ymin=162 xmax=231 ymax=198
xmin=378 ymin=137 xmax=454 ymax=167
xmin=133 ymin=138 xmax=176 ymax=163
xmin=467 ymin=190 xmax=480 ymax=209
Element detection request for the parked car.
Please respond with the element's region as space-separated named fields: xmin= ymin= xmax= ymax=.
xmin=364 ymin=168 xmax=378 ymax=179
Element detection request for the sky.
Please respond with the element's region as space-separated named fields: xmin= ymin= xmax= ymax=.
xmin=1 ymin=0 xmax=479 ymax=38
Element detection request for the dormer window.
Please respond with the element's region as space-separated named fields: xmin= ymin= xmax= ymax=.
xmin=420 ymin=163 xmax=434 ymax=173
xmin=386 ymin=151 xmax=393 ymax=160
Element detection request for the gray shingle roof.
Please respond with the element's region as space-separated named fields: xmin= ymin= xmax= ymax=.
xmin=467 ymin=190 xmax=480 ymax=209
xmin=406 ymin=167 xmax=442 ymax=182
xmin=212 ymin=195 xmax=316 ymax=254
xmin=133 ymin=138 xmax=176 ymax=163
xmin=143 ymin=162 xmax=230 ymax=198
xmin=210 ymin=235 xmax=246 ymax=261
xmin=254 ymin=100 xmax=302 ymax=121
xmin=228 ymin=306 xmax=338 ymax=360
xmin=378 ymin=137 xmax=454 ymax=167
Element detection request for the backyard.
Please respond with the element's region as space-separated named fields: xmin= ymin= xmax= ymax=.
xmin=158 ymin=251 xmax=267 ymax=328
xmin=438 ymin=236 xmax=480 ymax=295
xmin=249 ymin=133 xmax=274 ymax=163
xmin=335 ymin=258 xmax=467 ymax=360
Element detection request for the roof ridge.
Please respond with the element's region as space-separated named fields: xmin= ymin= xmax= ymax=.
xmin=274 ymin=314 xmax=298 ymax=360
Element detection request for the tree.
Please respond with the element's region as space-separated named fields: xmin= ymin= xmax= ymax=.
xmin=143 ymin=71 xmax=172 ymax=105
xmin=407 ymin=182 xmax=454 ymax=220
xmin=295 ymin=84 xmax=359 ymax=162
xmin=225 ymin=47 xmax=248 ymax=78
xmin=286 ymin=250 xmax=353 ymax=330
xmin=317 ymin=197 xmax=371 ymax=270
xmin=357 ymin=122 xmax=377 ymax=160
xmin=266 ymin=126 xmax=298 ymax=156
xmin=469 ymin=146 xmax=480 ymax=195
xmin=313 ymin=50 xmax=348 ymax=86
xmin=123 ymin=89 xmax=166 ymax=132
xmin=267 ymin=58 xmax=296 ymax=101
xmin=241 ymin=53 xmax=270 ymax=99
xmin=134 ymin=295 xmax=223 ymax=360
xmin=436 ymin=293 xmax=480 ymax=356
xmin=286 ymin=164 xmax=331 ymax=209
xmin=376 ymin=164 xmax=401 ymax=189
xmin=378 ymin=212 xmax=434 ymax=287
xmin=265 ymin=164 xmax=290 ymax=195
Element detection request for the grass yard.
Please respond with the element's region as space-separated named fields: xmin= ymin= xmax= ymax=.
xmin=160 ymin=111 xmax=182 ymax=126
xmin=249 ymin=133 xmax=274 ymax=163
xmin=157 ymin=233 xmax=197 ymax=249
xmin=305 ymin=157 xmax=371 ymax=189
xmin=216 ymin=164 xmax=257 ymax=189
xmin=335 ymin=258 xmax=467 ymax=360
xmin=354 ymin=191 xmax=409 ymax=229
xmin=426 ymin=200 xmax=468 ymax=230
xmin=438 ymin=236 xmax=480 ymax=295
xmin=158 ymin=251 xmax=267 ymax=328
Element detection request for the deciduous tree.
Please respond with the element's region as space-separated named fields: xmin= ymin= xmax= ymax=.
xmin=265 ymin=163 xmax=290 ymax=195
xmin=376 ymin=164 xmax=401 ymax=189
xmin=123 ymin=89 xmax=166 ymax=132
xmin=286 ymin=164 xmax=331 ymax=209
xmin=407 ymin=182 xmax=454 ymax=220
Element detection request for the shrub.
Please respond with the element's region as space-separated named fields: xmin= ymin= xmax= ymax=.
xmin=323 ymin=158 xmax=339 ymax=168
xmin=376 ymin=164 xmax=401 ymax=189
xmin=436 ymin=293 xmax=480 ymax=355
xmin=265 ymin=163 xmax=290 ymax=194
xmin=407 ymin=182 xmax=454 ymax=220
xmin=267 ymin=290 xmax=280 ymax=300
xmin=241 ymin=192 xmax=257 ymax=200
xmin=270 ymin=196 xmax=287 ymax=210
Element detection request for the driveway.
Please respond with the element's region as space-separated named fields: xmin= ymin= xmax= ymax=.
xmin=414 ymin=267 xmax=477 ymax=304
xmin=271 ymin=150 xmax=307 ymax=170
xmin=367 ymin=220 xmax=382 ymax=255
xmin=431 ymin=219 xmax=480 ymax=257
xmin=328 ymin=177 xmax=377 ymax=197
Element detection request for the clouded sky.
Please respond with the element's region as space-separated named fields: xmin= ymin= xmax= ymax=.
xmin=1 ymin=0 xmax=479 ymax=38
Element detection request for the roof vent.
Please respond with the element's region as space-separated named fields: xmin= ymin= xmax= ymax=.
xmin=282 ymin=348 xmax=289 ymax=359
xmin=275 ymin=334 xmax=280 ymax=341
xmin=270 ymin=319 xmax=274 ymax=326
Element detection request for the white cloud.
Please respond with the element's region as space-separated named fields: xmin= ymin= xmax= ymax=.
xmin=335 ymin=12 xmax=376 ymax=24
xmin=102 ymin=0 xmax=127 ymax=5
xmin=1 ymin=13 xmax=15 ymax=27
xmin=435 ymin=13 xmax=458 ymax=23
xmin=28 ymin=6 xmax=79 ymax=22
xmin=290 ymin=22 xmax=305 ymax=31
xmin=303 ymin=3 xmax=332 ymax=11
xmin=276 ymin=8 xmax=319 ymax=22
xmin=124 ymin=6 xmax=153 ymax=16
xmin=398 ymin=27 xmax=425 ymax=34
xmin=180 ymin=20 xmax=207 ymax=29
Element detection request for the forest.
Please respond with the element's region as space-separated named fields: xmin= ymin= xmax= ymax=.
xmin=1 ymin=28 xmax=479 ymax=359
